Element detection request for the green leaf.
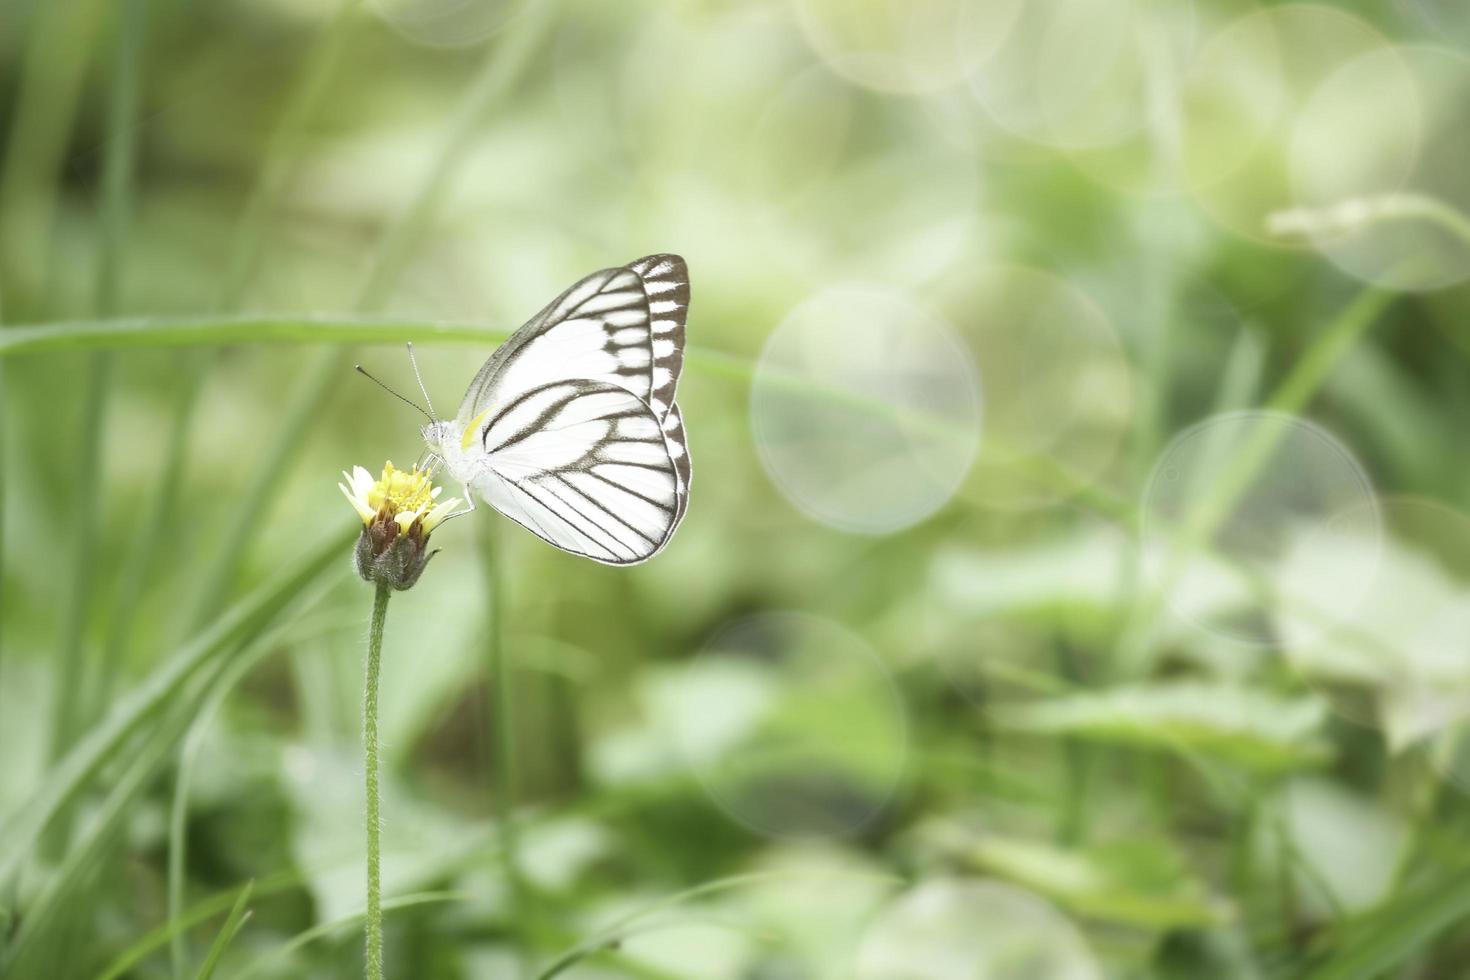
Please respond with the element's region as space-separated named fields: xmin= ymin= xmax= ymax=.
xmin=929 ymin=825 xmax=1226 ymax=930
xmin=993 ymin=682 xmax=1332 ymax=771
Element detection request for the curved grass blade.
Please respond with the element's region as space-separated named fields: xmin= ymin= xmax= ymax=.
xmin=168 ymin=588 xmax=341 ymax=976
xmin=47 ymin=0 xmax=148 ymax=857
xmin=0 ymin=314 xmax=505 ymax=355
xmin=93 ymin=871 xmax=303 ymax=980
xmin=193 ymin=882 xmax=254 ymax=980
xmin=535 ymin=872 xmax=849 ymax=980
xmin=3 ymin=677 xmax=206 ymax=974
xmin=1300 ymin=866 xmax=1470 ymax=980
xmin=0 ymin=526 xmax=351 ymax=890
xmin=229 ymin=891 xmax=467 ymax=980
xmin=0 ymin=0 xmax=108 ymax=307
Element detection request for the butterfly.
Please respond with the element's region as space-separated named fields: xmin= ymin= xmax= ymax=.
xmin=398 ymin=254 xmax=691 ymax=565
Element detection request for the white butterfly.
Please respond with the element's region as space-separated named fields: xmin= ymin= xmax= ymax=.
xmin=416 ymin=254 xmax=691 ymax=565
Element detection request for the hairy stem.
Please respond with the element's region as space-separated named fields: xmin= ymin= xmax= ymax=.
xmin=364 ymin=580 xmax=391 ymax=980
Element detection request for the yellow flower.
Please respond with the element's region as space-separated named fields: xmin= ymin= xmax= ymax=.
xmin=340 ymin=461 xmax=459 ymax=535
xmin=341 ymin=461 xmax=460 ymax=590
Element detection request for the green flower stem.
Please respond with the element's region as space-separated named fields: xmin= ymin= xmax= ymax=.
xmin=363 ymin=579 xmax=391 ymax=980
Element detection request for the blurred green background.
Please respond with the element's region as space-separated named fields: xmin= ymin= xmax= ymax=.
xmin=6 ymin=0 xmax=1470 ymax=977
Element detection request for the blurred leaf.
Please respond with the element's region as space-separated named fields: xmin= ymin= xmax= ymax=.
xmin=1267 ymin=779 xmax=1407 ymax=918
xmin=927 ymin=824 xmax=1225 ymax=929
xmin=1275 ymin=517 xmax=1470 ymax=750
xmin=931 ymin=525 xmax=1132 ymax=621
xmin=992 ymin=682 xmax=1332 ymax=771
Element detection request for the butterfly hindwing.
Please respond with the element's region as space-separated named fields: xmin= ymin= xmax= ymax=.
xmin=465 ymin=379 xmax=684 ymax=565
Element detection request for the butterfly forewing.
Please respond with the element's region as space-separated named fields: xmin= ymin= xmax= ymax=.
xmin=467 ymin=379 xmax=683 ymax=564
xmin=456 ymin=254 xmax=688 ymax=422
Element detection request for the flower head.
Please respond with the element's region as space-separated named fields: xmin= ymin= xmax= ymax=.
xmin=340 ymin=461 xmax=460 ymax=590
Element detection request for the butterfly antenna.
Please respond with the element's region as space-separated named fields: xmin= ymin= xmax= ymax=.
xmin=354 ymin=364 xmax=433 ymax=421
xmin=405 ymin=342 xmax=437 ymax=420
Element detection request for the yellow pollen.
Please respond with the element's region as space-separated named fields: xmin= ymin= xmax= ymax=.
xmin=370 ymin=461 xmax=435 ymax=516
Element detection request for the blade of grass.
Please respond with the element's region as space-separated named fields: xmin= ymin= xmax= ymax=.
xmin=185 ymin=0 xmax=558 ymax=631
xmin=1301 ymin=865 xmax=1470 ymax=980
xmin=192 ymin=882 xmax=254 ymax=980
xmin=46 ymin=0 xmax=149 ymax=863
xmin=0 ymin=317 xmax=6 ymax=704
xmin=1118 ymin=286 xmax=1394 ymax=675
xmin=0 ymin=0 xmax=109 ymax=308
xmin=0 ymin=313 xmax=507 ymax=353
xmin=229 ymin=891 xmax=468 ymax=980
xmin=94 ymin=871 xmax=305 ymax=980
xmin=533 ymin=872 xmax=842 ymax=980
xmin=141 ymin=0 xmax=367 ymax=656
xmin=4 ymin=674 xmax=207 ymax=975
xmin=0 ymin=526 xmax=352 ymax=890
xmin=216 ymin=0 xmax=365 ymax=312
xmin=11 ymin=549 xmax=340 ymax=971
xmin=168 ymin=586 xmax=339 ymax=977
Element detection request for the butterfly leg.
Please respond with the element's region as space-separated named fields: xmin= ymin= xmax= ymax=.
xmin=436 ymin=484 xmax=477 ymax=525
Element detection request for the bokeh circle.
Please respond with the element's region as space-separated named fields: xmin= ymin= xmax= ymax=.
xmin=794 ymin=0 xmax=1024 ymax=95
xmin=967 ymin=0 xmax=1197 ymax=152
xmin=1180 ymin=4 xmax=1400 ymax=244
xmin=368 ymin=0 xmax=532 ymax=48
xmin=752 ymin=285 xmax=983 ymax=535
xmin=1276 ymin=497 xmax=1470 ymax=745
xmin=1287 ymin=45 xmax=1470 ymax=291
xmin=1141 ymin=411 xmax=1381 ymax=647
xmin=944 ymin=266 xmax=1133 ymax=511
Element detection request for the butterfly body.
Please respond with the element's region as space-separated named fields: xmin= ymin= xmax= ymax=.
xmin=422 ymin=254 xmax=691 ymax=565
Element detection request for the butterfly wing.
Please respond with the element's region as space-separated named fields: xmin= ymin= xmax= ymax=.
xmin=465 ymin=379 xmax=683 ymax=564
xmin=457 ymin=253 xmax=688 ymax=422
xmin=455 ymin=255 xmax=691 ymax=561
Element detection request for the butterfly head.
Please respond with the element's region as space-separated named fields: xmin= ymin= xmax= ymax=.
xmin=421 ymin=419 xmax=455 ymax=456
